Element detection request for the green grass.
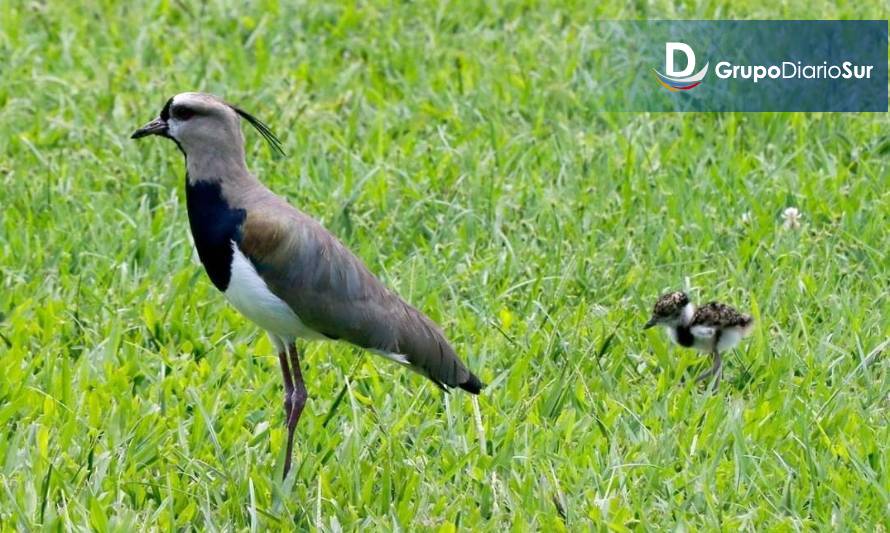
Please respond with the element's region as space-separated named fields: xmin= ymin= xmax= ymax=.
xmin=1 ymin=0 xmax=888 ymax=530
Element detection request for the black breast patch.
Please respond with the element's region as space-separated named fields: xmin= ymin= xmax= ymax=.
xmin=675 ymin=325 xmax=695 ymax=347
xmin=185 ymin=178 xmax=246 ymax=291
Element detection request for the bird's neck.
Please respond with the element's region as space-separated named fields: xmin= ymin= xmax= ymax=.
xmin=667 ymin=303 xmax=697 ymax=348
xmin=185 ymin=148 xmax=249 ymax=184
xmin=679 ymin=302 xmax=695 ymax=326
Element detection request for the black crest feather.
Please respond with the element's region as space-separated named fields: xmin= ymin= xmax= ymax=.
xmin=230 ymin=105 xmax=286 ymax=157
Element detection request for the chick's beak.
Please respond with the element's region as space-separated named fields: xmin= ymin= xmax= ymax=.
xmin=643 ymin=317 xmax=658 ymax=330
xmin=131 ymin=117 xmax=168 ymax=139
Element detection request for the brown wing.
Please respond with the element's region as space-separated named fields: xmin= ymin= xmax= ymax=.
xmin=237 ymin=193 xmax=483 ymax=393
xmin=691 ymin=302 xmax=752 ymax=328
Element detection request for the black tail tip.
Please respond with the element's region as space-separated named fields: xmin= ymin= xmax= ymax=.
xmin=459 ymin=373 xmax=485 ymax=394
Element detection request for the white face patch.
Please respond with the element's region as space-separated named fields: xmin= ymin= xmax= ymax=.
xmin=171 ymin=92 xmax=206 ymax=111
xmin=165 ymin=93 xmax=216 ymax=142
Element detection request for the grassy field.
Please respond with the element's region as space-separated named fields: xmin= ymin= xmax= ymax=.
xmin=1 ymin=0 xmax=888 ymax=530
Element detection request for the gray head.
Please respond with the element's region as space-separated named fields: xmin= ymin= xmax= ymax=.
xmin=131 ymin=92 xmax=284 ymax=177
xmin=643 ymin=291 xmax=693 ymax=329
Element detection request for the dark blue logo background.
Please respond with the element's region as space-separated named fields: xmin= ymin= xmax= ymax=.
xmin=585 ymin=20 xmax=888 ymax=112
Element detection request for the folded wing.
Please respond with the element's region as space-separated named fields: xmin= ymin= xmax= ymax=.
xmin=689 ymin=325 xmax=717 ymax=339
xmin=692 ymin=302 xmax=753 ymax=329
xmin=237 ymin=195 xmax=483 ymax=393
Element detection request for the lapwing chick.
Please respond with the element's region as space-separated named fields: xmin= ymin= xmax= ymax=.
xmin=643 ymin=291 xmax=754 ymax=388
xmin=132 ymin=92 xmax=484 ymax=478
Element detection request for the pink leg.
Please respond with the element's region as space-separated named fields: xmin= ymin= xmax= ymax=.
xmin=282 ymin=342 xmax=308 ymax=479
xmin=279 ymin=349 xmax=294 ymax=420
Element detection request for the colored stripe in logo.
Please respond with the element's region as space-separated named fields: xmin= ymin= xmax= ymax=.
xmin=654 ymin=71 xmax=702 ymax=91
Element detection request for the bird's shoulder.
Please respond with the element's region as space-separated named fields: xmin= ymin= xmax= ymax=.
xmin=235 ymin=188 xmax=332 ymax=259
xmin=691 ymin=302 xmax=750 ymax=328
xmin=234 ymin=186 xmax=390 ymax=302
xmin=238 ymin=201 xmax=303 ymax=256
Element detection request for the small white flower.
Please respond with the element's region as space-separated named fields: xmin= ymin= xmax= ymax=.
xmin=782 ymin=207 xmax=802 ymax=230
xmin=741 ymin=211 xmax=752 ymax=225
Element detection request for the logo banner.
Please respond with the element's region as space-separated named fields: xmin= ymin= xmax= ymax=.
xmin=584 ymin=21 xmax=888 ymax=112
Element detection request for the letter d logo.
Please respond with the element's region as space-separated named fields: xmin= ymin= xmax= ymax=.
xmin=666 ymin=42 xmax=696 ymax=77
xmin=654 ymin=42 xmax=709 ymax=91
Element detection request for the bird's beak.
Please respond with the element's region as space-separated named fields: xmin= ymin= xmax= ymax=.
xmin=131 ymin=117 xmax=168 ymax=139
xmin=643 ymin=317 xmax=658 ymax=330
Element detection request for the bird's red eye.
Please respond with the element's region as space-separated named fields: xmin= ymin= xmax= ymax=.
xmin=172 ymin=106 xmax=195 ymax=120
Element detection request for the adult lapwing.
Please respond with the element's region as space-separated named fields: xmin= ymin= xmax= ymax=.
xmin=643 ymin=291 xmax=754 ymax=388
xmin=131 ymin=92 xmax=483 ymax=477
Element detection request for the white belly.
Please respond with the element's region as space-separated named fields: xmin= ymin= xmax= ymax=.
xmin=224 ymin=243 xmax=326 ymax=342
xmin=716 ymin=327 xmax=745 ymax=352
xmin=673 ymin=324 xmax=750 ymax=353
